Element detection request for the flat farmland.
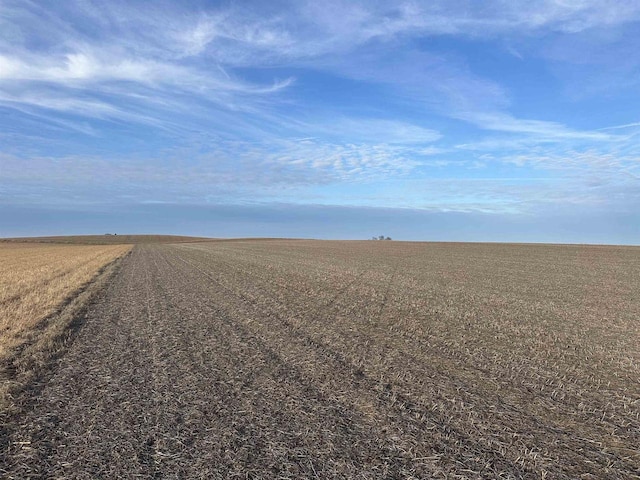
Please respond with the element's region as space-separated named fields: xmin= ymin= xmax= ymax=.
xmin=0 ymin=243 xmax=131 ymax=412
xmin=0 ymin=243 xmax=131 ymax=359
xmin=2 ymin=240 xmax=639 ymax=478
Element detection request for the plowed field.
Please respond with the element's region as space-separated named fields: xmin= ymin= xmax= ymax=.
xmin=2 ymin=240 xmax=639 ymax=478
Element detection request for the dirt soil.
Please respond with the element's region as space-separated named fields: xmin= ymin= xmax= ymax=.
xmin=2 ymin=240 xmax=639 ymax=479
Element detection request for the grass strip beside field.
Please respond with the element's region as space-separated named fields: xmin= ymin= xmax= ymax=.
xmin=0 ymin=243 xmax=131 ymax=412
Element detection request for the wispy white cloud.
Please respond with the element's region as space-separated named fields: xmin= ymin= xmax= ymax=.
xmin=283 ymin=117 xmax=442 ymax=145
xmin=500 ymin=148 xmax=639 ymax=174
xmin=455 ymin=112 xmax=618 ymax=141
xmin=0 ymin=49 xmax=292 ymax=94
xmin=2 ymin=0 xmax=635 ymax=139
xmin=0 ymin=136 xmax=434 ymax=199
xmin=599 ymin=122 xmax=640 ymax=131
xmin=1 ymin=0 xmax=638 ymax=227
xmin=0 ymin=1 xmax=295 ymax=137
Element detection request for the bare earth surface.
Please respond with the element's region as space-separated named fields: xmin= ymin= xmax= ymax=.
xmin=2 ymin=240 xmax=639 ymax=478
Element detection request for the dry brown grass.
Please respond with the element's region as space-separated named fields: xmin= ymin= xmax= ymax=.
xmin=0 ymin=243 xmax=130 ymax=359
xmin=0 ymin=242 xmax=130 ymax=416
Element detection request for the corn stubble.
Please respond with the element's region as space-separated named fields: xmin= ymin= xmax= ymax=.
xmin=2 ymin=240 xmax=639 ymax=478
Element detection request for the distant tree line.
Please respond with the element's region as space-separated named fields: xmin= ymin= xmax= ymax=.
xmin=371 ymin=235 xmax=392 ymax=241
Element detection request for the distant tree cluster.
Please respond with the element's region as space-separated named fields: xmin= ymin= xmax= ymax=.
xmin=371 ymin=235 xmax=392 ymax=241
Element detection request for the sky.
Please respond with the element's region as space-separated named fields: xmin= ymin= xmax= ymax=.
xmin=1 ymin=0 xmax=639 ymax=243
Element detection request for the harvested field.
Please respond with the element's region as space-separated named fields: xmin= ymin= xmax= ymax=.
xmin=2 ymin=240 xmax=639 ymax=478
xmin=0 ymin=243 xmax=131 ymax=411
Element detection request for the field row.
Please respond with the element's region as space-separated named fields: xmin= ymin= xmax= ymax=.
xmin=4 ymin=240 xmax=638 ymax=478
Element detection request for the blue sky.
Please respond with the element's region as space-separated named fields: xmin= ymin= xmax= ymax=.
xmin=1 ymin=1 xmax=639 ymax=242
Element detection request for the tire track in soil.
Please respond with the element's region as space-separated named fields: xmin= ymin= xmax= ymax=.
xmin=4 ymin=246 xmax=158 ymax=478
xmin=173 ymin=243 xmax=640 ymax=478
xmin=164 ymin=247 xmax=535 ymax=479
xmin=137 ymin=245 xmax=429 ymax=478
xmin=166 ymin=244 xmax=639 ymax=479
xmin=3 ymin=244 xmax=638 ymax=479
xmin=2 ymin=245 xmax=431 ymax=478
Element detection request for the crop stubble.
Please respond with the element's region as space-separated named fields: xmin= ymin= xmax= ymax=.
xmin=0 ymin=243 xmax=131 ymax=359
xmin=2 ymin=240 xmax=639 ymax=478
xmin=0 ymin=243 xmax=131 ymax=412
